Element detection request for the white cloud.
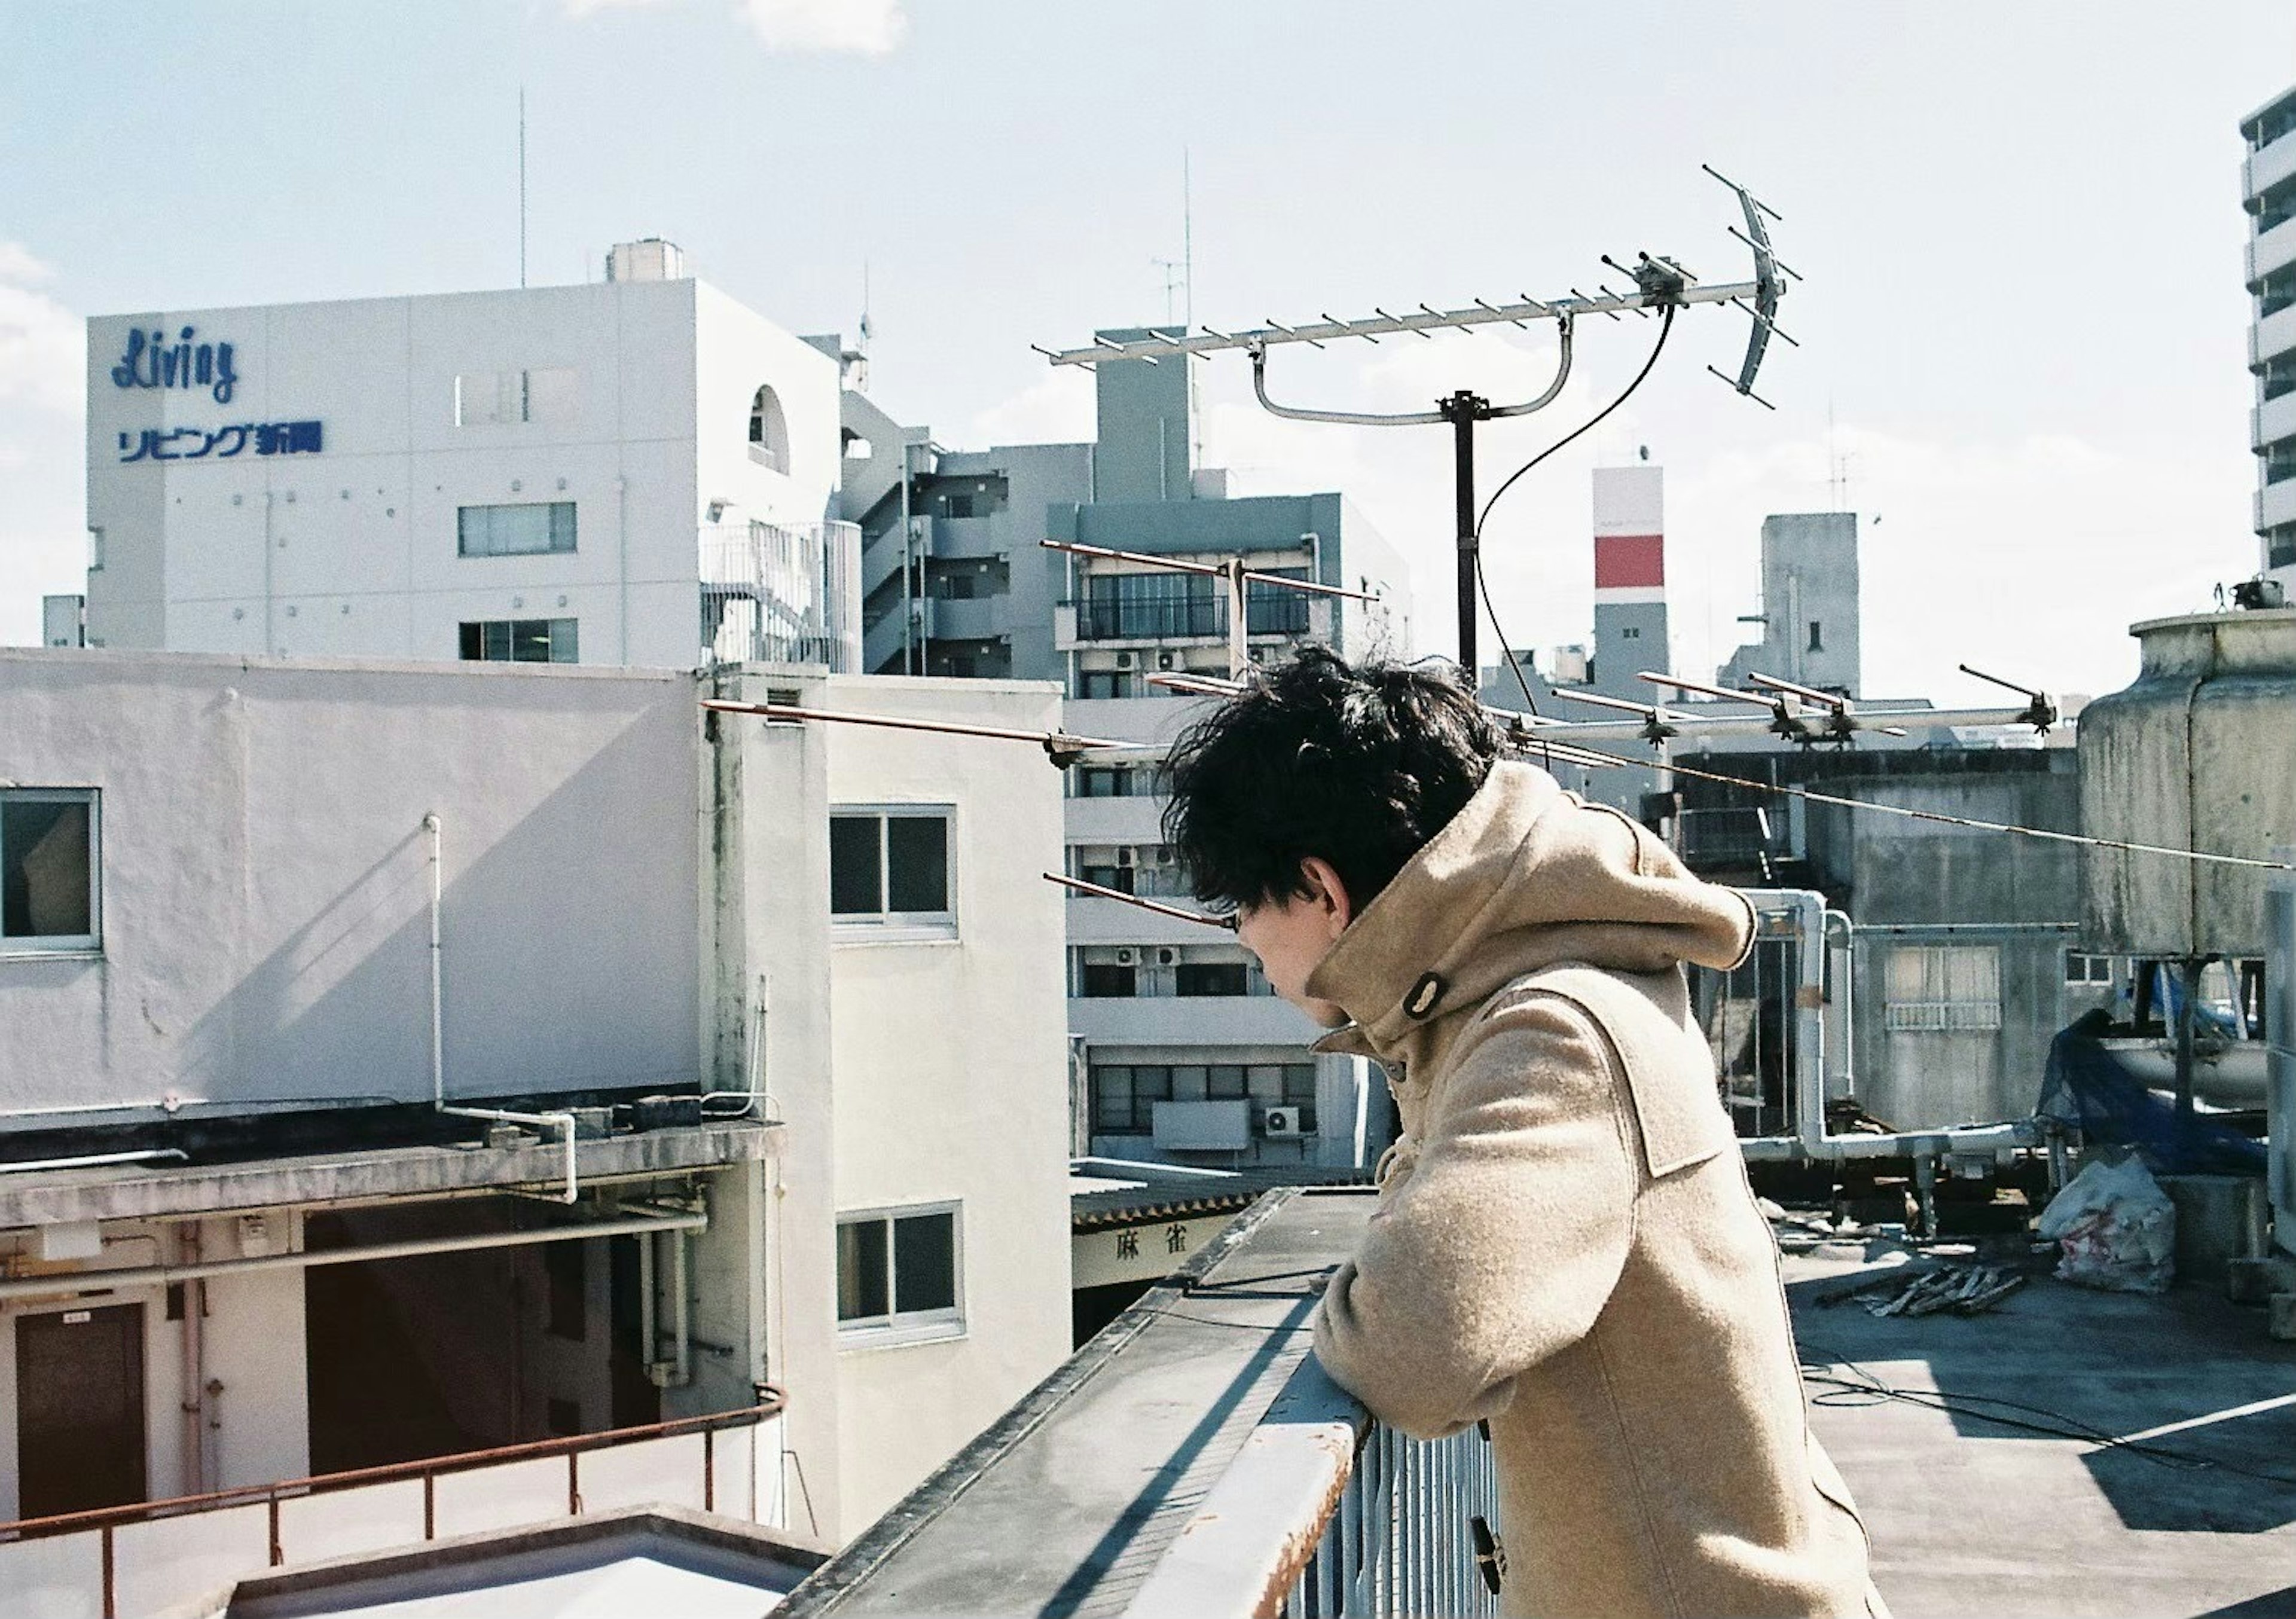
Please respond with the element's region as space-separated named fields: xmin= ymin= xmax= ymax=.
xmin=960 ymin=365 xmax=1092 ymax=449
xmin=737 ymin=0 xmax=906 ymax=53
xmin=559 ymin=0 xmax=907 ymax=53
xmin=0 ymin=243 xmax=56 ymax=286
xmin=0 ymin=245 xmax=83 ymax=416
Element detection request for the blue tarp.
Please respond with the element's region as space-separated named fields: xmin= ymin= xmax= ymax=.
xmin=2035 ymin=1009 xmax=2266 ymax=1177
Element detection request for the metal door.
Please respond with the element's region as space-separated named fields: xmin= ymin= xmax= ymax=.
xmin=16 ymin=1303 xmax=147 ymax=1517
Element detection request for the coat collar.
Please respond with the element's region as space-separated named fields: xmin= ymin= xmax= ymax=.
xmin=1303 ymin=762 xmax=1755 ymax=1090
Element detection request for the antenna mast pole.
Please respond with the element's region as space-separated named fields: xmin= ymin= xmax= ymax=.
xmin=518 ymin=87 xmax=528 ymax=289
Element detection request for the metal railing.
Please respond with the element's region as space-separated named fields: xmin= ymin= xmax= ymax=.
xmin=701 ymin=520 xmax=862 ymax=671
xmin=0 ymin=1394 xmax=786 ymax=1619
xmin=1125 ymin=1358 xmax=1500 ymax=1619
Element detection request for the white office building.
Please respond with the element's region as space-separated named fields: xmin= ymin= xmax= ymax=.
xmin=2245 ymin=83 xmax=2296 ymax=585
xmin=82 ymin=240 xmax=859 ymax=671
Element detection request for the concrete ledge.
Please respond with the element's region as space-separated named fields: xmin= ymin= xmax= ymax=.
xmin=0 ymin=1122 xmax=778 ymax=1227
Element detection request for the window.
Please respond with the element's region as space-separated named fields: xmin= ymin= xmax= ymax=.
xmin=1078 ymin=670 xmax=1134 ymax=699
xmin=1080 ymin=572 xmax=1220 ymax=640
xmin=459 ymin=618 xmax=578 ymax=664
xmin=1244 ymin=568 xmax=1311 ymax=635
xmin=837 ymin=1204 xmax=962 ymax=1342
xmin=458 ymin=502 xmax=576 ymax=557
xmin=1808 ymin=621 xmax=1824 ymax=652
xmin=942 ymin=493 xmax=975 ymax=519
xmin=1621 ymin=625 xmax=1640 ymax=640
xmin=2065 ymin=951 xmax=2115 ymax=987
xmin=1080 ymin=962 xmax=1137 ymax=998
xmin=1077 ymin=767 xmax=1135 ymax=798
xmin=1884 ymin=945 xmax=2002 ymax=1032
xmin=831 ymin=808 xmax=954 ymax=933
xmin=748 ymin=384 xmax=790 ymax=472
xmin=1091 ymin=1065 xmax=1173 ymax=1134
xmin=1 ymin=790 xmax=99 ymax=951
xmin=454 ymin=367 xmax=578 ymax=427
xmin=1176 ymin=962 xmax=1248 ymax=997
xmin=1077 ymin=863 xmax=1133 ymax=894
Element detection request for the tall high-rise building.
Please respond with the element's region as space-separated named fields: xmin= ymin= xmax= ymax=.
xmin=2243 ymin=82 xmax=2296 ymax=583
xmin=1589 ymin=465 xmax=1667 ymax=701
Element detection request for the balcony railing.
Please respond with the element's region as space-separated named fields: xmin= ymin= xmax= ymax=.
xmin=1126 ymin=1358 xmax=1500 ymax=1619
xmin=777 ymin=1189 xmax=1500 ymax=1618
xmin=0 ymin=1396 xmax=786 ymax=1619
xmin=701 ymin=520 xmax=862 ymax=671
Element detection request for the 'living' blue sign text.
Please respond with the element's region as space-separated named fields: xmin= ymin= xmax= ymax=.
xmin=112 ymin=326 xmax=238 ymax=405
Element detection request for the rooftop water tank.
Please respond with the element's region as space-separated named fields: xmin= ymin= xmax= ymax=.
xmin=2080 ymin=608 xmax=2296 ymax=958
xmin=606 ymin=239 xmax=687 ymax=283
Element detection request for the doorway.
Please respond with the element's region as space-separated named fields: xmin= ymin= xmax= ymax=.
xmin=16 ymin=1303 xmax=148 ymax=1518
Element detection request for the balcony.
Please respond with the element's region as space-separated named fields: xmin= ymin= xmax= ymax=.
xmin=2255 ymin=389 xmax=2296 ymax=454
xmin=0 ymin=1400 xmax=788 ymax=1619
xmin=2260 ymin=477 xmax=2296 ymax=534
xmin=1067 ymin=992 xmax=1324 ymax=1047
xmin=775 ymin=1189 xmax=1501 ymax=1618
xmin=2249 ymin=213 xmax=2296 ymax=288
xmin=2245 ymin=127 xmax=2296 ymax=206
xmin=2249 ymin=303 xmax=2296 ymax=371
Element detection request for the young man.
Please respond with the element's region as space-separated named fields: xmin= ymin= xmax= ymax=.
xmin=1162 ymin=648 xmax=1882 ymax=1619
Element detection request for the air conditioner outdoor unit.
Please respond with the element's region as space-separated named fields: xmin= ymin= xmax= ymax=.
xmin=1156 ymin=650 xmax=1177 ymax=670
xmin=1116 ymin=848 xmax=1137 ymax=867
xmin=1156 ymin=948 xmax=1178 ymax=966
xmin=1262 ymin=1107 xmax=1308 ymax=1138
xmin=1115 ymin=948 xmax=1138 ymax=966
xmin=1114 ymin=651 xmax=1137 ymax=670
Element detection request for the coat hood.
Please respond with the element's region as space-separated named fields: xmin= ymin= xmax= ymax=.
xmin=1305 ymin=762 xmax=1754 ymax=1073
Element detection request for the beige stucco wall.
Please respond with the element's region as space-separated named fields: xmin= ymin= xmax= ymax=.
xmin=823 ymin=674 xmax=1074 ymax=1536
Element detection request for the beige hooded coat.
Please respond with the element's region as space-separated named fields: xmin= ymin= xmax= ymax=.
xmin=1307 ymin=762 xmax=1881 ymax=1619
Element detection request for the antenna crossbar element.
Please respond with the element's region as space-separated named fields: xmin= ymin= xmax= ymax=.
xmin=701 ymin=699 xmax=1141 ymax=768
xmin=1040 ymin=539 xmax=1379 ymax=602
xmin=1043 ymin=872 xmax=1236 ymax=931
xmin=1956 ymin=664 xmax=2060 ymax=732
xmin=1034 ymin=282 xmax=1765 ymax=370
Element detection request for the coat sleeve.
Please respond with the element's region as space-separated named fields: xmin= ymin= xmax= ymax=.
xmin=1312 ymin=991 xmax=1638 ymax=1440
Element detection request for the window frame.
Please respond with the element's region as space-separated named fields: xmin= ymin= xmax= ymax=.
xmin=830 ymin=805 xmax=957 ymax=942
xmin=456 ymin=501 xmax=578 ymax=559
xmin=835 ymin=1200 xmax=965 ymax=1349
xmin=0 ymin=789 xmax=102 ymax=957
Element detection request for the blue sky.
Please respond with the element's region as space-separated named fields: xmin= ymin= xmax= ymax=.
xmin=4 ymin=1 xmax=2293 ymax=698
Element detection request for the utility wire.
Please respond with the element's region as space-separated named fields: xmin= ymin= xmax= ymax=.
xmin=1457 ymin=302 xmax=2289 ymax=876
xmin=1504 ymin=732 xmax=2295 ymax=873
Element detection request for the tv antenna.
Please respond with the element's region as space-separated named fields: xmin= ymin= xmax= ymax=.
xmin=1033 ymin=165 xmax=1796 ymax=678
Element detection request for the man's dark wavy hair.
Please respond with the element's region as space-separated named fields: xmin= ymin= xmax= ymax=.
xmin=1160 ymin=647 xmax=1501 ymax=914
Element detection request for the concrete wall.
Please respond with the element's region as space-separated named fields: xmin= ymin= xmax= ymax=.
xmin=706 ymin=664 xmax=843 ymax=1538
xmin=822 ymin=675 xmax=1073 ymax=1536
xmin=0 ymin=649 xmax=703 ymax=1125
xmin=1805 ymin=757 xmax=2090 ymax=1128
xmin=1717 ymin=512 xmax=1861 ymax=697
xmin=1092 ymin=335 xmax=1192 ymax=505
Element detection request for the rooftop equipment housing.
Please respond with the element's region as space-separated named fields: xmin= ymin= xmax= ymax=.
xmin=2080 ymin=608 xmax=2296 ymax=959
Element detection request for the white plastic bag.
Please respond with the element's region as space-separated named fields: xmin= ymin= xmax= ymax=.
xmin=2036 ymin=1156 xmax=2177 ymax=1293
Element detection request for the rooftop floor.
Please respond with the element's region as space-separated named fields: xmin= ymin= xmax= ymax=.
xmin=1787 ymin=1235 xmax=2296 ymax=1619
